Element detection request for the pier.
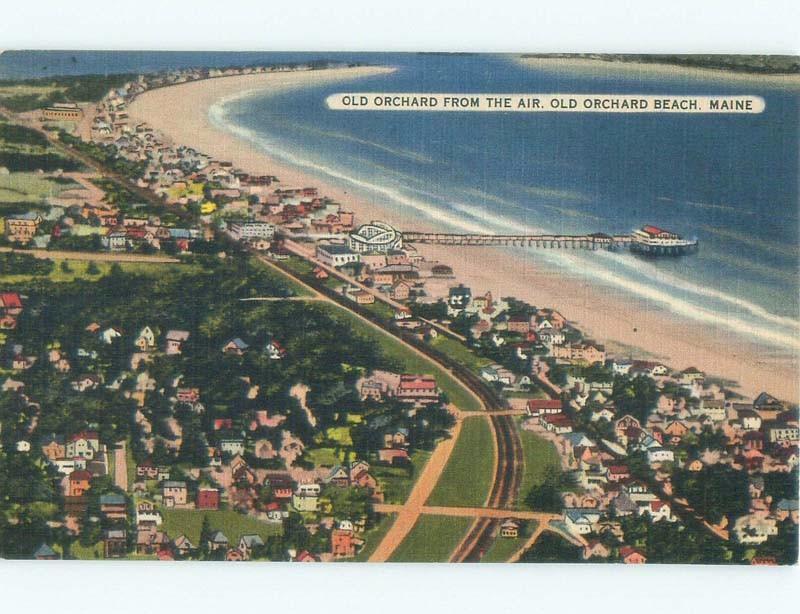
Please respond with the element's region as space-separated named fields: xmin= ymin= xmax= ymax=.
xmin=400 ymin=231 xmax=633 ymax=250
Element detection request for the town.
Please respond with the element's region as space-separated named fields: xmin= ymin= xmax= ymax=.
xmin=0 ymin=62 xmax=796 ymax=564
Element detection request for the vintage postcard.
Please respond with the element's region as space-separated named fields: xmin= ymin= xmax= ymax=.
xmin=0 ymin=51 xmax=797 ymax=564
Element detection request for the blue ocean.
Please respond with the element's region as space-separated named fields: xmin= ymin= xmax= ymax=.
xmin=2 ymin=51 xmax=798 ymax=351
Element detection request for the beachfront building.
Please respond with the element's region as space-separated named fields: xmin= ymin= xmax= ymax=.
xmin=316 ymin=243 xmax=360 ymax=268
xmin=227 ymin=221 xmax=275 ymax=241
xmin=348 ymin=221 xmax=403 ymax=253
xmin=42 ymin=102 xmax=83 ymax=121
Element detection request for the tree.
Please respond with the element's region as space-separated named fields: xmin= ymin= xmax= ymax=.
xmin=86 ymin=261 xmax=100 ymax=275
xmin=60 ymin=260 xmax=72 ymax=274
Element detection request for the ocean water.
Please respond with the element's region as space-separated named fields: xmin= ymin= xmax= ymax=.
xmin=3 ymin=52 xmax=798 ymax=351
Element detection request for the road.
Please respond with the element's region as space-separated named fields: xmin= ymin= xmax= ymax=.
xmin=113 ymin=441 xmax=128 ymax=492
xmin=368 ymin=416 xmax=465 ymax=562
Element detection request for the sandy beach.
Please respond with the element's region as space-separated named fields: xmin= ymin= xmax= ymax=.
xmin=128 ymin=66 xmax=799 ymax=403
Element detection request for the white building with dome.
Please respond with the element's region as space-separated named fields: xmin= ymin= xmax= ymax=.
xmin=348 ymin=221 xmax=403 ymax=253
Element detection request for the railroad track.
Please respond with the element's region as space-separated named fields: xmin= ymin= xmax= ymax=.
xmin=450 ymin=414 xmax=524 ymax=562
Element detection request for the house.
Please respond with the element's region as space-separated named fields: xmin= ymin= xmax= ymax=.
xmin=40 ymin=434 xmax=66 ymax=461
xmin=315 ymin=243 xmax=360 ymax=268
xmin=238 ymin=534 xmax=265 ymax=560
xmin=565 ymin=509 xmax=601 ymax=535
xmin=161 ymin=481 xmax=187 ymax=507
xmin=222 ymin=337 xmax=249 ymax=355
xmin=103 ymin=529 xmax=128 ymax=558
xmin=66 ymin=431 xmax=100 ymax=459
xmin=197 ymin=487 xmax=220 ymax=510
xmin=292 ymin=483 xmax=320 ymax=512
xmin=99 ymin=493 xmax=128 ymax=520
xmin=173 ymin=535 xmax=194 ymax=557
xmin=395 ymin=374 xmax=439 ymax=404
xmin=383 ymin=428 xmax=409 ymax=449
xmin=136 ymin=501 xmax=163 ymax=525
xmin=541 ymin=413 xmax=573 ymax=434
xmin=327 ymin=465 xmax=351 ymax=487
xmin=266 ymin=340 xmax=287 ymax=360
xmin=207 ymin=531 xmax=229 ymax=552
xmin=499 ymin=518 xmax=520 ymax=538
xmin=607 ymin=465 xmax=630 ymax=482
xmin=507 ymin=315 xmax=531 ymax=334
xmin=67 ymin=470 xmax=92 ymax=497
xmin=733 ymin=515 xmax=779 ymax=545
xmin=100 ymin=327 xmax=123 ymax=344
xmin=165 ymin=330 xmax=190 ymax=355
xmin=33 ymin=543 xmax=58 ymax=560
xmin=582 ymin=540 xmax=611 ymax=560
xmin=71 ymin=374 xmax=101 ymax=392
xmin=526 ymin=399 xmax=563 ymax=419
xmin=220 ymin=438 xmax=245 ymax=457
xmin=619 ymin=546 xmax=647 ymax=564
xmin=331 ymin=528 xmax=357 ymax=558
xmin=551 ymin=341 xmax=606 ymax=365
xmin=134 ymin=326 xmax=157 ymax=351
xmin=647 ymin=447 xmax=675 ymax=464
xmin=378 ymin=448 xmax=410 ymax=464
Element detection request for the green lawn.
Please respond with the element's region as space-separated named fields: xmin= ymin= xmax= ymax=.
xmin=0 ymin=259 xmax=192 ymax=284
xmin=373 ymin=449 xmax=432 ymax=504
xmin=350 ymin=513 xmax=397 ymax=562
xmin=70 ymin=540 xmax=103 ymax=560
xmin=480 ymin=521 xmax=538 ymax=563
xmin=389 ymin=515 xmax=472 ymax=562
xmin=305 ymin=446 xmax=340 ymax=467
xmin=252 ymin=256 xmax=314 ymax=297
xmin=161 ymin=508 xmax=283 ymax=545
xmin=426 ymin=416 xmax=494 ymax=507
xmin=517 ymin=422 xmax=562 ymax=510
xmin=324 ymin=306 xmax=481 ymax=411
xmin=0 ymin=172 xmax=77 ymax=203
xmin=429 ymin=335 xmax=492 ymax=374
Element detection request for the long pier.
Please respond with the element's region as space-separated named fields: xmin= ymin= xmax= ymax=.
xmin=401 ymin=231 xmax=632 ymax=250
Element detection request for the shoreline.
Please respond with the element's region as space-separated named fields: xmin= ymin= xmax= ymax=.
xmin=127 ymin=67 xmax=799 ymax=403
xmin=518 ymin=56 xmax=800 ymax=89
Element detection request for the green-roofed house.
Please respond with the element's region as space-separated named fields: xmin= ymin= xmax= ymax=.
xmin=33 ymin=543 xmax=58 ymax=560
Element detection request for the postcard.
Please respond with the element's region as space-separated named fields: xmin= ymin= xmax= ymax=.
xmin=0 ymin=51 xmax=796 ymax=564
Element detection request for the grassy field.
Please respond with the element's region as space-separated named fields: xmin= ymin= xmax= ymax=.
xmin=254 ymin=256 xmax=314 ymax=297
xmin=161 ymin=508 xmax=283 ymax=545
xmin=0 ymin=259 xmax=192 ymax=284
xmin=426 ymin=416 xmax=494 ymax=507
xmin=517 ymin=422 xmax=562 ymax=510
xmin=373 ymin=449 xmax=432 ymax=504
xmin=0 ymin=172 xmax=76 ymax=204
xmin=324 ymin=306 xmax=481 ymax=411
xmin=430 ymin=335 xmax=492 ymax=374
xmin=388 ymin=515 xmax=472 ymax=562
xmin=350 ymin=514 xmax=397 ymax=562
